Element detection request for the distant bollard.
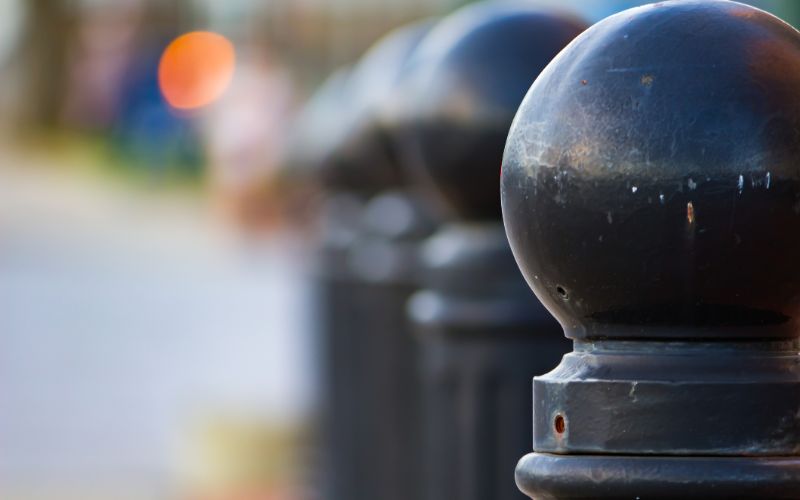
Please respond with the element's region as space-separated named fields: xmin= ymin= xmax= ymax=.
xmin=313 ymin=190 xmax=437 ymax=500
xmin=346 ymin=190 xmax=437 ymax=499
xmin=502 ymin=1 xmax=800 ymax=498
xmin=291 ymin=19 xmax=437 ymax=500
xmin=384 ymin=4 xmax=586 ymax=499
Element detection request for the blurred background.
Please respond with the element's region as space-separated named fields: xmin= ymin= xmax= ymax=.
xmin=0 ymin=0 xmax=798 ymax=499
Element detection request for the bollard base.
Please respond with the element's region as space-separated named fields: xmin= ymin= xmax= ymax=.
xmin=516 ymin=452 xmax=800 ymax=500
xmin=533 ymin=340 xmax=800 ymax=455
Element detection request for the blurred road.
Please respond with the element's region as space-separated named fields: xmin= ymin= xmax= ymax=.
xmin=0 ymin=150 xmax=316 ymax=499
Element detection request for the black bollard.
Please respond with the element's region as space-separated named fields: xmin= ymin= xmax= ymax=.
xmin=294 ymin=19 xmax=438 ymax=500
xmin=502 ymin=1 xmax=800 ymax=498
xmin=384 ymin=4 xmax=586 ymax=499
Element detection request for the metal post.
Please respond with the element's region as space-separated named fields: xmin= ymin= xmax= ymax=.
xmin=384 ymin=4 xmax=586 ymax=499
xmin=295 ymin=19 xmax=437 ymax=500
xmin=502 ymin=1 xmax=800 ymax=498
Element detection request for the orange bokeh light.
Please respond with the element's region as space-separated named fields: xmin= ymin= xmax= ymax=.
xmin=158 ymin=31 xmax=235 ymax=110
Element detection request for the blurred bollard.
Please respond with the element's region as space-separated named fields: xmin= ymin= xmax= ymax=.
xmin=289 ymin=19 xmax=437 ymax=500
xmin=316 ymin=192 xmax=437 ymax=500
xmin=345 ymin=190 xmax=437 ymax=499
xmin=384 ymin=4 xmax=586 ymax=499
xmin=501 ymin=2 xmax=800 ymax=498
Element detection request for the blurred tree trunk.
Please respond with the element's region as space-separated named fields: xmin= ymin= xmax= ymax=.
xmin=13 ymin=0 xmax=73 ymax=131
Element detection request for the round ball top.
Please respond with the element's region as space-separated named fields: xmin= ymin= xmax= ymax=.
xmin=501 ymin=0 xmax=800 ymax=340
xmin=317 ymin=19 xmax=435 ymax=194
xmin=386 ymin=3 xmax=586 ymax=220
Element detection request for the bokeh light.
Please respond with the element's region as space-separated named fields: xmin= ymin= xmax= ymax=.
xmin=158 ymin=31 xmax=236 ymax=110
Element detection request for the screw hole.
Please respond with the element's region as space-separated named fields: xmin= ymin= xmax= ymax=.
xmin=554 ymin=414 xmax=566 ymax=434
xmin=556 ymin=285 xmax=569 ymax=300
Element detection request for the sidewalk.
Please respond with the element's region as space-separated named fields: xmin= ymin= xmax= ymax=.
xmin=0 ymin=149 xmax=316 ymax=499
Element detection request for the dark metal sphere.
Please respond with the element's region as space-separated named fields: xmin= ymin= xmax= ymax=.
xmin=501 ymin=0 xmax=800 ymax=340
xmin=319 ymin=19 xmax=435 ymax=194
xmin=387 ymin=3 xmax=586 ymax=220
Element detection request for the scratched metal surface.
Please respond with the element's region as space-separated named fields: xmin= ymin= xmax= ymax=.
xmin=502 ymin=0 xmax=800 ymax=340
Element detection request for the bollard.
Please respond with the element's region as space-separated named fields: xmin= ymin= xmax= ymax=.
xmin=296 ymin=19 xmax=437 ymax=500
xmin=502 ymin=1 xmax=800 ymax=498
xmin=385 ymin=4 xmax=586 ymax=499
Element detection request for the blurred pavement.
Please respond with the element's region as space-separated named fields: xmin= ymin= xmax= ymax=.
xmin=0 ymin=149 xmax=316 ymax=499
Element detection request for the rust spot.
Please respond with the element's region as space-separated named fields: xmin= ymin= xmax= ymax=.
xmin=580 ymin=79 xmax=588 ymax=85
xmin=640 ymin=74 xmax=654 ymax=86
xmin=687 ymin=201 xmax=695 ymax=224
xmin=554 ymin=414 xmax=566 ymax=434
